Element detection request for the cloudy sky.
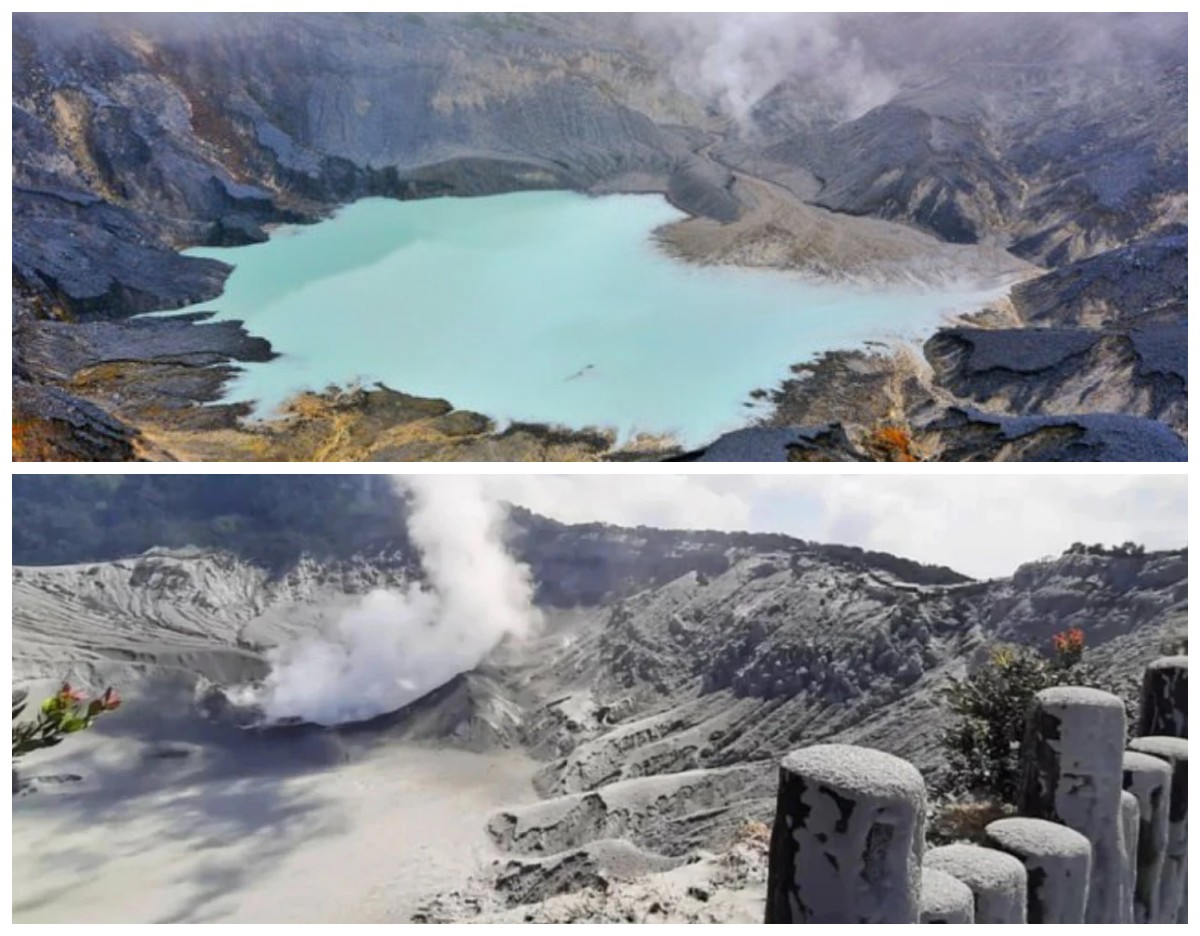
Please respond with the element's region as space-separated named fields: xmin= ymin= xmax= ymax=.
xmin=465 ymin=474 xmax=1186 ymax=579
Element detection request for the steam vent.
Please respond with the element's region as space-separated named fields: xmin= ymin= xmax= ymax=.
xmin=765 ymin=656 xmax=1189 ymax=925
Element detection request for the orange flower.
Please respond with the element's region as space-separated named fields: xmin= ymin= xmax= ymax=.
xmin=1052 ymin=628 xmax=1085 ymax=655
xmin=869 ymin=425 xmax=918 ymax=462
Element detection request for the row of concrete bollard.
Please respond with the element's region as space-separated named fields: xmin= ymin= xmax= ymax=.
xmin=765 ymin=655 xmax=1187 ymax=924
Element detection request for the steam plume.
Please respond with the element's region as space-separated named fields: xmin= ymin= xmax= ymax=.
xmin=633 ymin=13 xmax=897 ymax=125
xmin=246 ymin=476 xmax=539 ymax=726
xmin=632 ymin=13 xmax=1182 ymax=129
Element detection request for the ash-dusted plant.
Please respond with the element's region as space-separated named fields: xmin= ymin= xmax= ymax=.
xmin=12 ymin=683 xmax=122 ymax=759
xmin=936 ymin=627 xmax=1125 ymax=809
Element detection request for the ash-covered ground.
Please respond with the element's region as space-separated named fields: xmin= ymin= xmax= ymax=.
xmin=12 ymin=504 xmax=1186 ymax=922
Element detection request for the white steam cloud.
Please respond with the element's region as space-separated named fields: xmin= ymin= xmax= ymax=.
xmin=246 ymin=477 xmax=539 ymax=726
xmin=634 ymin=13 xmax=898 ymax=125
xmin=631 ymin=13 xmax=1183 ymax=129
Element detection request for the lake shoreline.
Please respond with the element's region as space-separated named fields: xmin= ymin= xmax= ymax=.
xmin=18 ymin=179 xmax=1026 ymax=464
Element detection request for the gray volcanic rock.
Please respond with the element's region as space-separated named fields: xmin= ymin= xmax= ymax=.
xmin=666 ymin=157 xmax=740 ymax=222
xmin=765 ymin=102 xmax=1013 ymax=247
xmin=11 ymin=196 xmax=235 ymax=319
xmin=675 ymin=425 xmax=858 ymax=463
xmin=926 ymin=329 xmax=1186 ymax=435
xmin=347 ymin=671 xmax=525 ymax=753
xmin=733 ymin=16 xmax=1186 ymax=463
xmin=12 ymin=378 xmax=139 ymax=461
xmin=489 ymin=764 xmax=767 ymax=858
xmin=1009 ymin=233 xmax=1187 ymax=331
xmin=927 ymin=408 xmax=1188 ymax=462
xmin=492 ymin=839 xmax=685 ymax=908
xmin=932 ymin=328 xmax=1102 ymax=376
xmin=18 ymin=313 xmax=274 ymax=382
xmin=925 ymin=234 xmax=1188 ymax=436
xmin=680 ymin=408 xmax=1187 ymax=463
xmin=754 ymin=15 xmax=1185 ymax=264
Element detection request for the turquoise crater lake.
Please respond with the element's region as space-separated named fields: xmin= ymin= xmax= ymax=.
xmin=172 ymin=192 xmax=1004 ymax=447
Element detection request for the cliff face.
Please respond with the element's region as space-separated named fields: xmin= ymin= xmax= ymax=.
xmin=12 ymin=13 xmax=705 ymax=319
xmin=925 ymin=233 xmax=1188 ymax=436
xmin=748 ymin=13 xmax=1186 ymax=265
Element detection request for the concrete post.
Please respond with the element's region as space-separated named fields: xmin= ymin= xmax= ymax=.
xmin=765 ymin=744 xmax=926 ymax=923
xmin=1140 ymin=656 xmax=1188 ymax=739
xmin=1128 ymin=736 xmax=1187 ymax=923
xmin=919 ymin=867 xmax=974 ymax=923
xmin=1118 ymin=790 xmax=1139 ymax=924
xmin=1020 ymin=686 xmax=1126 ymax=923
xmin=924 ymin=843 xmax=1026 ymax=923
xmin=984 ymin=817 xmax=1091 ymax=923
xmin=1122 ymin=749 xmax=1172 ymax=923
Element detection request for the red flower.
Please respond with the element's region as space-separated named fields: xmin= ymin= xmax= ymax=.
xmin=57 ymin=683 xmax=87 ymax=704
xmin=100 ymin=687 xmax=122 ymax=711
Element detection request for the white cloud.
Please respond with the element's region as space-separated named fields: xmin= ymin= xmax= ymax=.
xmin=473 ymin=474 xmax=1186 ymax=579
xmin=480 ymin=475 xmax=753 ymax=533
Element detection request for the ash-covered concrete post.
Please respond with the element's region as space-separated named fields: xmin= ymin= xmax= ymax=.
xmin=924 ymin=843 xmax=1026 ymax=923
xmin=1020 ymin=686 xmax=1126 ymax=923
xmin=919 ymin=867 xmax=974 ymax=923
xmin=1119 ymin=790 xmax=1140 ymax=923
xmin=765 ymin=744 xmax=925 ymax=924
xmin=1122 ymin=749 xmax=1172 ymax=923
xmin=984 ymin=816 xmax=1091 ymax=923
xmin=1128 ymin=735 xmax=1187 ymax=923
xmin=1140 ymin=655 xmax=1188 ymax=739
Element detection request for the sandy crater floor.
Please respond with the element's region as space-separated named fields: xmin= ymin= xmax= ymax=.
xmin=12 ymin=727 xmax=536 ymax=924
